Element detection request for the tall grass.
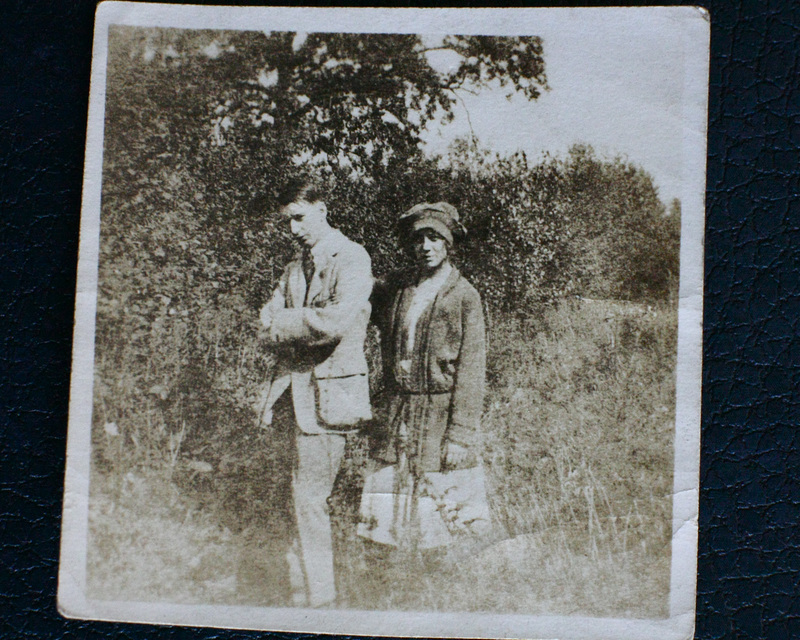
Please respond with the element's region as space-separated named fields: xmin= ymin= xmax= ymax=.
xmin=87 ymin=297 xmax=677 ymax=618
xmin=87 ymin=466 xmax=240 ymax=603
xmin=477 ymin=297 xmax=676 ymax=616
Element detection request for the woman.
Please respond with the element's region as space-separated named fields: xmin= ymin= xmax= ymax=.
xmin=358 ymin=202 xmax=490 ymax=551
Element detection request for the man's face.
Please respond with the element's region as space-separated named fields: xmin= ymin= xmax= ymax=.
xmin=413 ymin=228 xmax=449 ymax=271
xmin=284 ymin=200 xmax=327 ymax=248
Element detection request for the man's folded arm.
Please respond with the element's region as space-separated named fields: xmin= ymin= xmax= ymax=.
xmin=270 ymin=247 xmax=372 ymax=345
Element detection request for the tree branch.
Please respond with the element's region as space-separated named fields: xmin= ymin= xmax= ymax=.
xmin=446 ymin=86 xmax=478 ymax=145
xmin=447 ymin=80 xmax=479 ymax=96
xmin=418 ymin=46 xmax=460 ymax=54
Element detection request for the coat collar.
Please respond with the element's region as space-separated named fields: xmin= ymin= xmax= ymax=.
xmin=294 ymin=228 xmax=347 ymax=264
xmin=393 ymin=264 xmax=462 ymax=315
xmin=437 ymin=264 xmax=462 ymax=298
xmin=413 ymin=263 xmax=461 ymax=301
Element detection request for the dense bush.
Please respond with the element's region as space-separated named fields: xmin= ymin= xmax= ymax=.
xmin=88 ymin=297 xmax=676 ymax=617
xmin=87 ymin=26 xmax=682 ymax=615
xmin=92 ymin=27 xmax=680 ymax=477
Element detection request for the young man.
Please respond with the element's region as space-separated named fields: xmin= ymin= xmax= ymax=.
xmin=258 ymin=178 xmax=373 ymax=607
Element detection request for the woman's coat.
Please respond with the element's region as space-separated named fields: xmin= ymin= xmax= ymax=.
xmin=373 ymin=266 xmax=486 ymax=470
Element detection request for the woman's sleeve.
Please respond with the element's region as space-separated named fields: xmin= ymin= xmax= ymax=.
xmin=447 ymin=286 xmax=486 ymax=448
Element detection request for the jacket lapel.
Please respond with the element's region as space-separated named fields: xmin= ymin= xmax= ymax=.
xmin=436 ymin=266 xmax=461 ymax=301
xmin=306 ymin=231 xmax=343 ymax=305
xmin=418 ymin=266 xmax=461 ymax=391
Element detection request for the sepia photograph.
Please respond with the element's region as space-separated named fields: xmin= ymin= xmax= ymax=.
xmin=59 ymin=5 xmax=708 ymax=639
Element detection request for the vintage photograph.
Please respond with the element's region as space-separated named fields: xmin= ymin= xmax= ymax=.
xmin=59 ymin=5 xmax=707 ymax=639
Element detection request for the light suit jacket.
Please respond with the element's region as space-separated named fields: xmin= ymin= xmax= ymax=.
xmin=261 ymin=229 xmax=373 ymax=432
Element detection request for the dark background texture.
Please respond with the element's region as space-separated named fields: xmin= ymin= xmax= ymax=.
xmin=2 ymin=1 xmax=799 ymax=638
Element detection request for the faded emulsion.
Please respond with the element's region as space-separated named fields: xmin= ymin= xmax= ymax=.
xmin=59 ymin=7 xmax=707 ymax=640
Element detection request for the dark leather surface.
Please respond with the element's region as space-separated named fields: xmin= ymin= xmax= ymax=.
xmin=699 ymin=1 xmax=800 ymax=638
xmin=3 ymin=1 xmax=799 ymax=638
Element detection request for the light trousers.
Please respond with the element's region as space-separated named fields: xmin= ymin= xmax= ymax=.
xmin=290 ymin=431 xmax=346 ymax=607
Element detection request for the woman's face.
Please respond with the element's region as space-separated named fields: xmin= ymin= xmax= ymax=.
xmin=413 ymin=229 xmax=449 ymax=271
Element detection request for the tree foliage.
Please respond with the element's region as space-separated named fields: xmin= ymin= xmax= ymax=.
xmin=560 ymin=145 xmax=681 ymax=301
xmin=94 ymin=26 xmax=678 ymax=474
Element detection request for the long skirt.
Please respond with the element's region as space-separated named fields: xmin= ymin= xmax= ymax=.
xmin=357 ymin=393 xmax=491 ymax=549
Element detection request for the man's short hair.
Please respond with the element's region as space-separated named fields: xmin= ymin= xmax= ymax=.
xmin=277 ymin=177 xmax=326 ymax=208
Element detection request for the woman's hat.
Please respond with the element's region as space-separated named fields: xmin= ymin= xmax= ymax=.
xmin=399 ymin=202 xmax=466 ymax=244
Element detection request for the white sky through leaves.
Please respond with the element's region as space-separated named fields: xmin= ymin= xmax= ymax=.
xmin=421 ymin=15 xmax=688 ymax=205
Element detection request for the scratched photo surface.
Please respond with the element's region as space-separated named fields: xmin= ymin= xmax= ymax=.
xmin=59 ymin=6 xmax=706 ymax=639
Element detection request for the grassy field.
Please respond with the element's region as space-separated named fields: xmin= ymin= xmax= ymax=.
xmin=87 ymin=296 xmax=676 ymax=618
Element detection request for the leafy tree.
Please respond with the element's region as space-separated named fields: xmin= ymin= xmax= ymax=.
xmin=205 ymin=31 xmax=546 ymax=174
xmin=560 ymin=145 xmax=679 ymax=302
xmin=94 ymin=27 xmax=550 ymax=469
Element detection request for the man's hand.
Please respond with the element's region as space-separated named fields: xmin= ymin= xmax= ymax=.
xmin=443 ymin=441 xmax=472 ymax=469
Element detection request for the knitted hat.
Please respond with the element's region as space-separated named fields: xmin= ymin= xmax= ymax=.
xmin=399 ymin=202 xmax=465 ymax=244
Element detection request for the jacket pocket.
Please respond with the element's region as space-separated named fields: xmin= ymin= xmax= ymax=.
xmin=315 ymin=374 xmax=372 ymax=427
